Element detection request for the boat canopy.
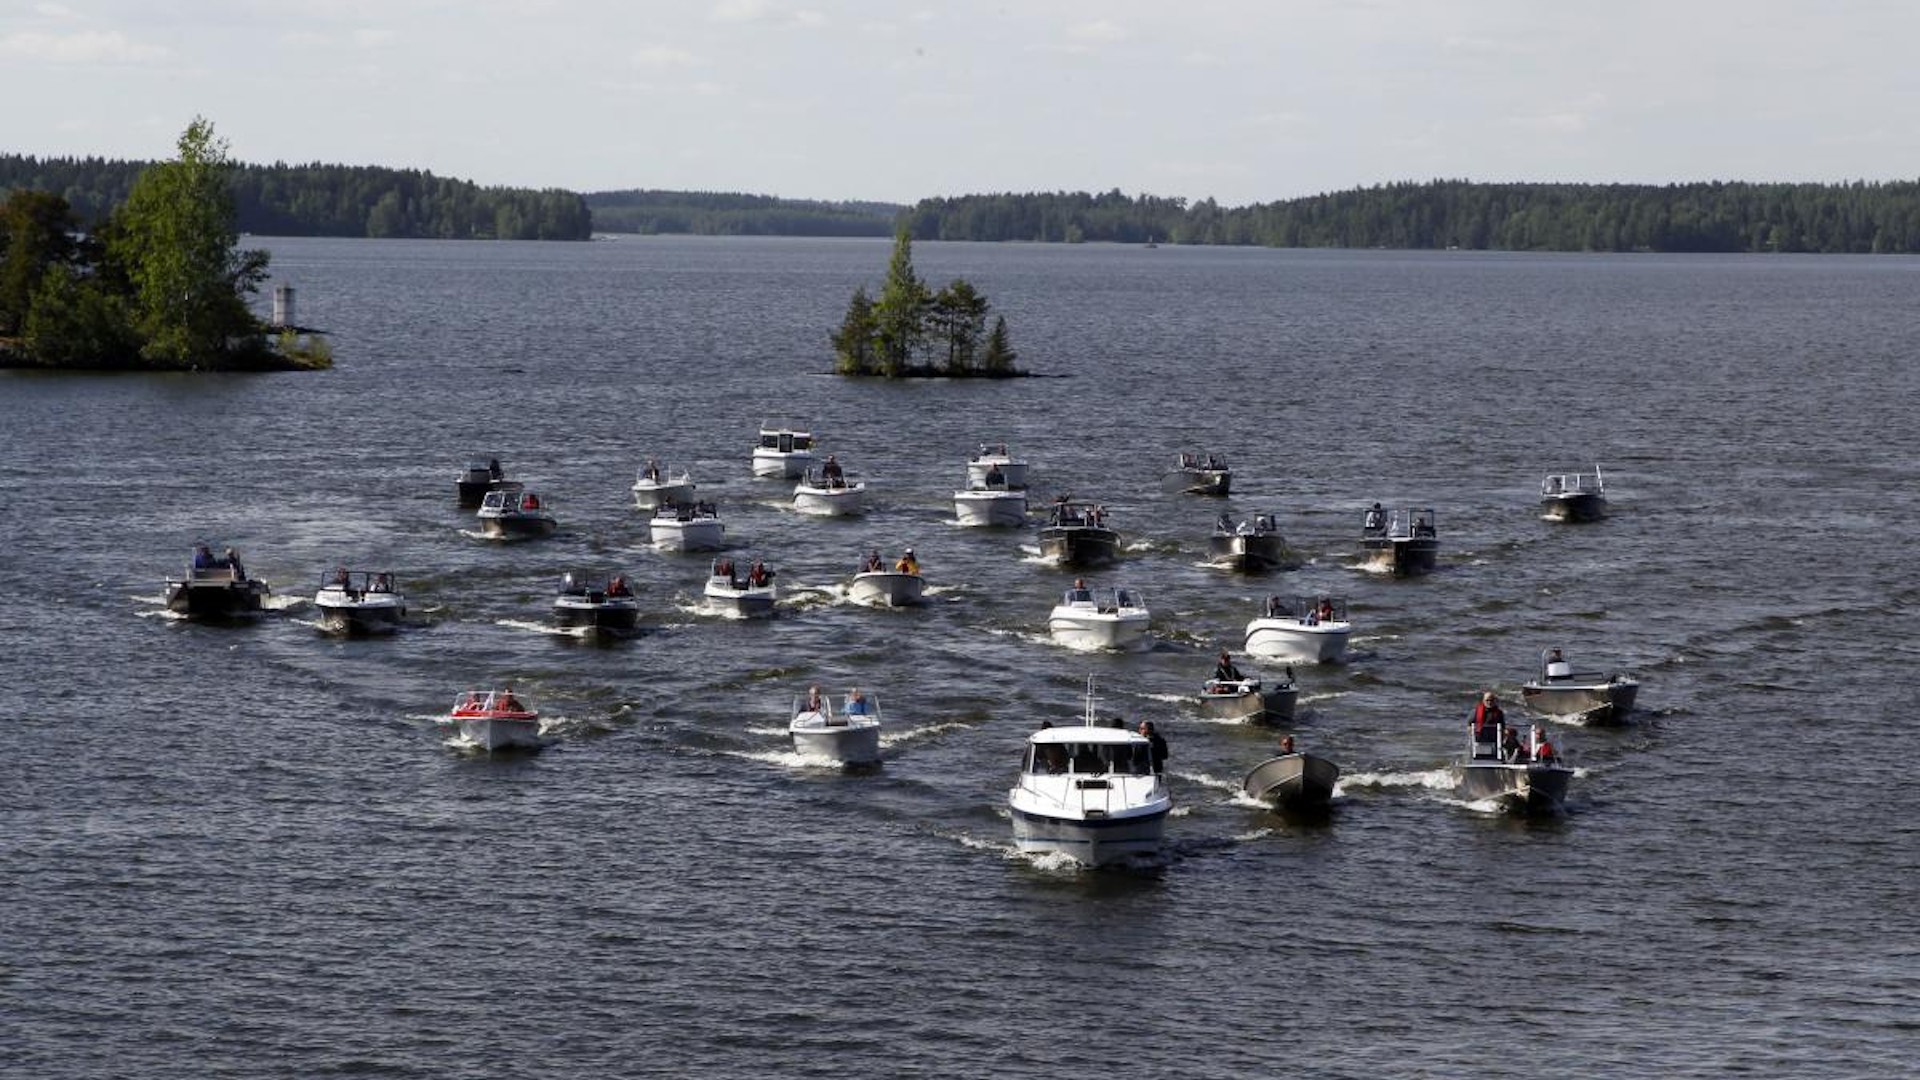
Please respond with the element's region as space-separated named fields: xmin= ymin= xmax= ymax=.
xmin=1542 ymin=466 xmax=1604 ymax=496
xmin=1262 ymin=595 xmax=1348 ymax=622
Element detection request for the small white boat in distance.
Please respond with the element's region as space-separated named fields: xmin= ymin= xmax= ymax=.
xmin=649 ymin=500 xmax=726 ymax=552
xmin=703 ymin=557 xmax=776 ymax=618
xmin=477 ymin=488 xmax=557 ymax=540
xmin=752 ymin=424 xmax=815 ymax=479
xmin=848 ymin=550 xmax=925 ymax=607
xmin=789 ymin=688 xmax=882 ymax=765
xmin=444 ymin=689 xmax=543 ymax=752
xmin=1521 ymin=647 xmax=1639 ymax=723
xmin=313 ymin=569 xmax=405 ymax=635
xmin=631 ymin=459 xmax=696 ymax=510
xmin=1541 ymin=466 xmax=1607 ymax=522
xmin=1244 ymin=595 xmax=1351 ymax=664
xmin=1048 ymin=582 xmax=1151 ymax=651
xmin=1162 ymin=450 xmax=1232 ymax=496
xmin=953 ymin=462 xmax=1028 ymax=527
xmin=966 ymin=442 xmax=1029 ymax=490
xmin=793 ymin=460 xmax=867 ymax=517
xmin=1007 ymin=680 xmax=1172 ymax=867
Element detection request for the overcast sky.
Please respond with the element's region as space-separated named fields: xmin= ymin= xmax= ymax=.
xmin=4 ymin=0 xmax=1915 ymax=205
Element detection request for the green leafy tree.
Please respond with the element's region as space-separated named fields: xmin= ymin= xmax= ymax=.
xmin=1 ymin=190 xmax=80 ymax=335
xmin=108 ymin=117 xmax=270 ymax=366
xmin=870 ymin=225 xmax=929 ymax=376
xmin=21 ymin=264 xmax=138 ymax=367
xmin=929 ymin=279 xmax=988 ymax=374
xmin=830 ymin=285 xmax=876 ymax=374
xmin=980 ymin=315 xmax=1017 ymax=376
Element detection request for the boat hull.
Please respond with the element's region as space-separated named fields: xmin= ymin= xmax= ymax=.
xmin=704 ymin=582 xmax=775 ymax=618
xmin=849 ymin=572 xmax=925 ymax=607
xmin=1039 ymin=526 xmax=1120 ymax=568
xmin=457 ymin=477 xmax=514 ymax=508
xmin=552 ymin=600 xmax=640 ymax=633
xmin=793 ymin=484 xmax=867 ymax=517
xmin=1008 ymin=804 xmax=1169 ymax=867
xmin=1048 ymin=613 xmax=1150 ymax=651
xmin=1541 ymin=492 xmax=1606 ymax=522
xmin=953 ymin=490 xmax=1028 ymax=527
xmin=1242 ymin=753 xmax=1341 ymax=812
xmin=1198 ymin=684 xmax=1297 ymax=724
xmin=1454 ymin=761 xmax=1572 ymax=815
xmin=1521 ymin=678 xmax=1639 ymax=723
xmin=1171 ymin=469 xmax=1232 ymax=496
xmin=478 ymin=514 xmax=556 ymax=541
xmin=1244 ymin=619 xmax=1349 ymax=664
xmin=790 ymin=719 xmax=882 ymax=765
xmin=1208 ymin=533 xmax=1295 ymax=572
xmin=631 ymin=481 xmax=696 ymax=510
xmin=165 ymin=579 xmax=270 ymax=621
xmin=315 ymin=597 xmax=404 ymax=635
xmin=650 ymin=521 xmax=725 ymax=552
xmin=753 ymin=450 xmax=813 ymax=479
xmin=1360 ymin=538 xmax=1437 ymax=576
xmin=457 ymin=716 xmax=543 ymax=752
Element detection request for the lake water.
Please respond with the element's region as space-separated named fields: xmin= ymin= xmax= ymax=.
xmin=5 ymin=237 xmax=1916 ymax=1077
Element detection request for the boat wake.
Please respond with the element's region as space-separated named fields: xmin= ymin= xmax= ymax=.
xmin=1137 ymin=691 xmax=1189 ymax=705
xmin=1170 ymin=769 xmax=1242 ymax=795
xmin=262 ymin=594 xmax=306 ymax=611
xmin=1340 ymin=767 xmax=1455 ymax=791
xmin=495 ymin=618 xmax=590 ymax=638
xmin=727 ymin=746 xmax=863 ymax=770
xmin=879 ymin=721 xmax=969 ymax=747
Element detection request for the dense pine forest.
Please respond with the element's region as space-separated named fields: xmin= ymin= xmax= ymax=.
xmin=904 ymin=181 xmax=1920 ymax=253
xmin=584 ymin=190 xmax=901 ymax=236
xmin=0 ymin=155 xmax=590 ymax=240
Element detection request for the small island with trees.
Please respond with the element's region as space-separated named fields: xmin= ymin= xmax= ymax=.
xmin=829 ymin=227 xmax=1023 ymax=378
xmin=1 ymin=118 xmax=330 ymax=372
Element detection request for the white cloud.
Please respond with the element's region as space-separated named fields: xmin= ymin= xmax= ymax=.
xmin=792 ymin=10 xmax=826 ymax=27
xmin=712 ymin=0 xmax=768 ymax=23
xmin=0 ymin=29 xmax=169 ymax=64
xmin=1069 ymin=19 xmax=1129 ymax=44
xmin=633 ymin=44 xmax=700 ymax=68
xmin=1180 ymin=50 xmax=1226 ymax=68
xmin=33 ymin=2 xmax=79 ymax=17
xmin=352 ymin=28 xmax=397 ymax=48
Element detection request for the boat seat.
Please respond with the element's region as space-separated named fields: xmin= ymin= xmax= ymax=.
xmin=1546 ymin=661 xmax=1572 ymax=678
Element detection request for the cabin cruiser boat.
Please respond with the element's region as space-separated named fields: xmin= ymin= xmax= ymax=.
xmin=456 ymin=457 xmax=514 ymax=508
xmin=1242 ymin=747 xmax=1341 ymax=813
xmin=313 ymin=569 xmax=405 ymax=634
xmin=1164 ymin=450 xmax=1232 ymax=496
xmin=631 ymin=459 xmax=697 ymax=510
xmin=1359 ymin=505 xmax=1438 ymax=576
xmin=1198 ymin=672 xmax=1297 ymax=724
xmin=1007 ymin=681 xmax=1172 ymax=866
xmin=444 ymin=689 xmax=543 ymax=752
xmin=1039 ymin=498 xmax=1120 ymax=567
xmin=552 ymin=573 xmax=640 ymax=634
xmin=165 ymin=545 xmax=270 ymax=621
xmin=1048 ymin=583 xmax=1150 ymax=651
xmin=1521 ymin=648 xmax=1640 ymax=723
xmin=966 ymin=442 xmax=1030 ymax=491
xmin=1208 ymin=512 xmax=1298 ymax=572
xmin=649 ymin=500 xmax=726 ymax=552
xmin=793 ymin=461 xmax=867 ymax=517
xmin=752 ymin=425 xmax=816 ymax=479
xmin=953 ymin=469 xmax=1028 ymax=527
xmin=703 ymin=557 xmax=776 ymax=618
xmin=477 ymin=488 xmax=557 ymax=540
xmin=789 ymin=689 xmax=882 ymax=765
xmin=1244 ymin=595 xmax=1351 ymax=664
xmin=848 ymin=551 xmax=925 ymax=607
xmin=1456 ymin=708 xmax=1573 ymax=815
xmin=1541 ymin=466 xmax=1608 ymax=522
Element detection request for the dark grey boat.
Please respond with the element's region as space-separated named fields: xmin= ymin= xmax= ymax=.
xmin=165 ymin=546 xmax=270 ymax=621
xmin=313 ymin=569 xmax=405 ymax=635
xmin=1164 ymin=451 xmax=1232 ymax=496
xmin=1198 ymin=676 xmax=1297 ymax=724
xmin=1456 ymin=711 xmax=1573 ymax=815
xmin=456 ymin=457 xmax=514 ymax=508
xmin=1521 ymin=648 xmax=1639 ymax=723
xmin=1208 ymin=512 xmax=1298 ymax=572
xmin=1540 ymin=467 xmax=1607 ymax=522
xmin=552 ymin=573 xmax=640 ymax=634
xmin=1242 ymin=752 xmax=1341 ymax=812
xmin=1039 ymin=499 xmax=1119 ymax=568
xmin=1359 ymin=505 xmax=1438 ymax=576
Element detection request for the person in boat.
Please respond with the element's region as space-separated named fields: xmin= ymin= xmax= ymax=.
xmin=1364 ymin=503 xmax=1385 ymax=532
xmin=331 ymin=567 xmax=350 ymax=587
xmin=487 ymin=458 xmax=503 ymax=480
xmin=806 ymin=685 xmax=824 ymax=713
xmin=1533 ymin=725 xmax=1559 ymax=765
xmin=1472 ymin=691 xmax=1505 ymax=756
xmin=1266 ymin=595 xmax=1286 ymax=618
xmin=372 ymin=573 xmax=393 ymax=593
xmin=193 ymin=544 xmax=216 ymax=571
xmin=895 ymin=548 xmax=920 ymax=575
xmin=498 ymin=687 xmax=524 ymax=713
xmin=845 ymin=688 xmax=868 ymax=715
xmin=747 ymin=560 xmax=771 ymax=587
xmin=984 ymin=462 xmax=1005 ymax=488
xmin=606 ymin=575 xmax=630 ymax=598
xmin=1545 ymin=648 xmax=1570 ymax=679
xmin=1216 ymin=512 xmax=1232 ymax=533
xmin=642 ymin=459 xmax=661 ymax=482
xmin=861 ymin=550 xmax=883 ymax=573
xmin=1212 ymin=650 xmax=1244 ymax=684
xmin=1067 ymin=578 xmax=1092 ymax=604
xmin=1501 ymin=726 xmax=1526 ymax=763
xmin=224 ymin=548 xmax=246 ymax=580
xmin=1138 ymin=721 xmax=1168 ymax=776
xmin=1317 ymin=597 xmax=1335 ymax=623
xmin=1414 ymin=513 xmax=1435 ymax=537
xmin=1279 ymin=734 xmax=1296 ymax=755
xmin=821 ymin=454 xmax=845 ymax=488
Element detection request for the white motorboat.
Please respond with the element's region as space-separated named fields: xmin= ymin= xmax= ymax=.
xmin=703 ymin=557 xmax=776 ymax=618
xmin=1359 ymin=504 xmax=1438 ymax=576
xmin=1039 ymin=498 xmax=1120 ymax=567
xmin=1007 ymin=681 xmax=1172 ymax=867
xmin=1457 ymin=705 xmax=1573 ymax=815
xmin=443 ymin=689 xmax=543 ymax=752
xmin=477 ymin=488 xmax=557 ymax=540
xmin=1048 ymin=582 xmax=1151 ymax=651
xmin=789 ymin=688 xmax=883 ymax=765
xmin=752 ymin=424 xmax=816 ymax=479
xmin=165 ymin=544 xmax=270 ymax=621
xmin=313 ymin=569 xmax=405 ymax=635
xmin=966 ymin=442 xmax=1030 ymax=490
xmin=649 ymin=500 xmax=726 ymax=552
xmin=1541 ymin=466 xmax=1608 ymax=522
xmin=1242 ymin=748 xmax=1341 ymax=813
xmin=848 ymin=551 xmax=925 ymax=607
xmin=793 ymin=462 xmax=867 ymax=517
xmin=1162 ymin=450 xmax=1232 ymax=496
xmin=631 ymin=459 xmax=696 ymax=510
xmin=1521 ymin=647 xmax=1640 ymax=723
xmin=551 ymin=573 xmax=640 ymax=634
xmin=1208 ymin=512 xmax=1298 ymax=572
xmin=456 ymin=457 xmax=513 ymax=508
xmin=953 ymin=466 xmax=1028 ymax=527
xmin=1244 ymin=595 xmax=1351 ymax=664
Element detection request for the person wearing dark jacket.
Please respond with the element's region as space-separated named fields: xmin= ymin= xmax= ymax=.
xmin=1138 ymin=721 xmax=1168 ymax=775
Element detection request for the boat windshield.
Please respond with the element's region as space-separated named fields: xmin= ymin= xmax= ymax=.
xmin=1026 ymin=741 xmax=1151 ymax=776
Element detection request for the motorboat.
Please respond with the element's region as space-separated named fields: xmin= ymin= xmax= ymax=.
xmin=752 ymin=424 xmax=816 ymax=479
xmin=1456 ymin=708 xmax=1573 ymax=815
xmin=1359 ymin=504 xmax=1438 ymax=576
xmin=1039 ymin=498 xmax=1120 ymax=567
xmin=477 ymin=488 xmax=557 ymax=540
xmin=1541 ymin=466 xmax=1608 ymax=522
xmin=1048 ymin=582 xmax=1150 ymax=651
xmin=1208 ymin=512 xmax=1298 ymax=572
xmin=551 ymin=572 xmax=640 ymax=634
xmin=966 ymin=442 xmax=1030 ymax=491
xmin=1521 ymin=647 xmax=1640 ymax=723
xmin=164 ymin=545 xmax=270 ymax=621
xmin=444 ymin=689 xmax=543 ymax=752
xmin=953 ymin=466 xmax=1028 ymax=527
xmin=703 ymin=557 xmax=777 ymax=618
xmin=1007 ymin=681 xmax=1172 ymax=867
xmin=789 ymin=689 xmax=883 ymax=765
xmin=848 ymin=551 xmax=925 ymax=607
xmin=1198 ymin=674 xmax=1297 ymax=724
xmin=649 ymin=500 xmax=726 ymax=552
xmin=1242 ymin=748 xmax=1341 ymax=813
xmin=1244 ymin=595 xmax=1351 ymax=664
xmin=793 ymin=461 xmax=867 ymax=517
xmin=1163 ymin=450 xmax=1232 ymax=496
xmin=313 ymin=569 xmax=405 ymax=635
xmin=631 ymin=459 xmax=696 ymax=510
xmin=456 ymin=457 xmax=515 ymax=508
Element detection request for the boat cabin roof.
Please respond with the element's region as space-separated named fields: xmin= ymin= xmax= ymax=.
xmin=1029 ymin=726 xmax=1146 ymax=746
xmin=1542 ymin=470 xmax=1603 ymax=494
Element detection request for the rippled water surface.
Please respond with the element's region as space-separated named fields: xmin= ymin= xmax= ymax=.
xmin=6 ymin=238 xmax=1917 ymax=1077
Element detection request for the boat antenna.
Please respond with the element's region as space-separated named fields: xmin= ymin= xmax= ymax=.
xmin=1083 ymin=673 xmax=1097 ymax=726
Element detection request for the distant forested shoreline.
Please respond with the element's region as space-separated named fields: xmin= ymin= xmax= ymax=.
xmin=584 ymin=190 xmax=901 ymax=237
xmin=904 ymin=181 xmax=1920 ymax=253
